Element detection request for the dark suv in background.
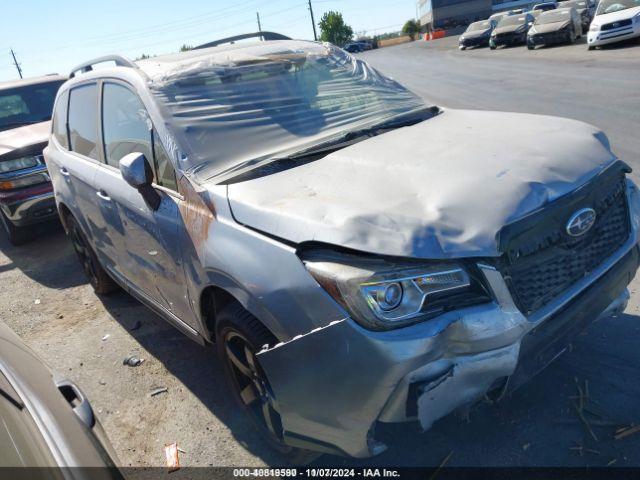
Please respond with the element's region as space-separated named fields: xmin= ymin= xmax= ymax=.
xmin=0 ymin=75 xmax=65 ymax=245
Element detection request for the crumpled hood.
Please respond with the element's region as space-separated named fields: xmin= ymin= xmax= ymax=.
xmin=531 ymin=20 xmax=572 ymax=34
xmin=0 ymin=121 xmax=50 ymax=157
xmin=227 ymin=109 xmax=616 ymax=259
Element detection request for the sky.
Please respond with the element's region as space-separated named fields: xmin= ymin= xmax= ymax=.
xmin=0 ymin=0 xmax=417 ymax=82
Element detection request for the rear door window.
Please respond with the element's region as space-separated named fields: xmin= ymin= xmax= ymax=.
xmin=102 ymin=83 xmax=152 ymax=168
xmin=68 ymin=84 xmax=99 ymax=160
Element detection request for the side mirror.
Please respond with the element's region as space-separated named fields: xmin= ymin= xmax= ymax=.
xmin=119 ymin=152 xmax=161 ymax=211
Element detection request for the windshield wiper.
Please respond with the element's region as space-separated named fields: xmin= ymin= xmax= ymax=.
xmin=221 ymin=106 xmax=440 ymax=184
xmin=0 ymin=120 xmax=42 ymax=129
xmin=286 ymin=106 xmax=440 ymax=160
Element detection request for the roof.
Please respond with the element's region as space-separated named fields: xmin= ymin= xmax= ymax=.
xmin=0 ymin=74 xmax=66 ymax=91
xmin=135 ymin=39 xmax=323 ymax=85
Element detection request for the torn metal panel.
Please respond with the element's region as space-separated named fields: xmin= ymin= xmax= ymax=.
xmin=257 ymin=301 xmax=529 ymax=457
xmin=228 ymin=109 xmax=617 ymax=259
xmin=177 ymin=176 xmax=216 ymax=263
xmin=415 ymin=344 xmax=519 ymax=431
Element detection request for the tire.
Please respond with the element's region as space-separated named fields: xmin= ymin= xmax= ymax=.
xmin=527 ymin=42 xmax=534 ymax=50
xmin=588 ymin=45 xmax=595 ymax=50
xmin=0 ymin=210 xmax=28 ymax=246
xmin=66 ymin=215 xmax=118 ymax=295
xmin=216 ymin=303 xmax=320 ymax=465
xmin=490 ymin=44 xmax=497 ymax=50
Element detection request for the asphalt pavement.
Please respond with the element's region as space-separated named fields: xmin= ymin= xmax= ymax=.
xmin=360 ymin=35 xmax=640 ymax=180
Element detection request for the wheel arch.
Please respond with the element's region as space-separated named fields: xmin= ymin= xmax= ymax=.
xmin=198 ymin=281 xmax=280 ymax=344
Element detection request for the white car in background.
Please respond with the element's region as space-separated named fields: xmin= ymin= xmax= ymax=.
xmin=587 ymin=0 xmax=640 ymax=49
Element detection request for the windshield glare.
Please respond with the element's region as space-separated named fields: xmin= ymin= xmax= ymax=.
xmin=499 ymin=15 xmax=527 ymax=26
xmin=597 ymin=0 xmax=640 ymax=14
xmin=467 ymin=20 xmax=492 ymax=31
xmin=0 ymin=81 xmax=64 ymax=132
xmin=537 ymin=9 xmax=572 ymax=23
xmin=147 ymin=42 xmax=426 ymax=182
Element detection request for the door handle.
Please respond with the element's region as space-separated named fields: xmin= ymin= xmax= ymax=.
xmin=96 ymin=190 xmax=111 ymax=202
xmin=60 ymin=167 xmax=70 ymax=177
xmin=56 ymin=379 xmax=95 ymax=429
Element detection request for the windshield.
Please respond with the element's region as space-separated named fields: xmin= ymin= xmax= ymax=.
xmin=145 ymin=41 xmax=426 ymax=182
xmin=498 ymin=15 xmax=528 ymax=26
xmin=467 ymin=20 xmax=492 ymax=31
xmin=597 ymin=0 xmax=640 ymax=14
xmin=0 ymin=80 xmax=64 ymax=132
xmin=537 ymin=9 xmax=572 ymax=23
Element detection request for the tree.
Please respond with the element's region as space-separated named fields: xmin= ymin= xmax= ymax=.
xmin=318 ymin=11 xmax=353 ymax=47
xmin=135 ymin=53 xmax=151 ymax=61
xmin=402 ymin=19 xmax=420 ymax=40
xmin=179 ymin=44 xmax=193 ymax=52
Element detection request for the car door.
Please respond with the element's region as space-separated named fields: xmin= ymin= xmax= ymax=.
xmin=97 ymin=81 xmax=192 ymax=324
xmin=47 ymin=83 xmax=105 ymax=256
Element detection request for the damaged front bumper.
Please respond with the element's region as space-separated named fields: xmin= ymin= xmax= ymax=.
xmin=257 ymin=184 xmax=640 ymax=458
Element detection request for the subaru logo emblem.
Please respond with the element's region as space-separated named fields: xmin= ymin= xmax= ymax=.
xmin=566 ymin=208 xmax=596 ymax=237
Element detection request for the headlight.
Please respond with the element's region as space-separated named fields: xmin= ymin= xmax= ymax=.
xmin=634 ymin=12 xmax=640 ymax=23
xmin=303 ymin=250 xmax=489 ymax=330
xmin=0 ymin=155 xmax=40 ymax=173
xmin=515 ymin=25 xmax=526 ymax=33
xmin=589 ymin=23 xmax=599 ymax=31
xmin=0 ymin=173 xmax=48 ymax=190
xmin=529 ymin=27 xmax=537 ymax=34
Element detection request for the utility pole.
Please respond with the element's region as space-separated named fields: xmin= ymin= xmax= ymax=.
xmin=256 ymin=12 xmax=263 ymax=41
xmin=308 ymin=0 xmax=318 ymax=41
xmin=10 ymin=49 xmax=22 ymax=79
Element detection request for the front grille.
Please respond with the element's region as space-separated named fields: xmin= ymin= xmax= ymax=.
xmin=499 ymin=168 xmax=631 ymax=315
xmin=532 ymin=31 xmax=569 ymax=43
xmin=495 ymin=32 xmax=519 ymax=42
xmin=601 ymin=18 xmax=632 ymax=31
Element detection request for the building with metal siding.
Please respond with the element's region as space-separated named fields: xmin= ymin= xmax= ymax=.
xmin=418 ymin=0 xmax=535 ymax=30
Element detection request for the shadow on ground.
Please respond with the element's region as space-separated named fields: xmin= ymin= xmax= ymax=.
xmin=0 ymin=220 xmax=88 ymax=289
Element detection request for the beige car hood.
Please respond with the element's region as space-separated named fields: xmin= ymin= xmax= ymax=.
xmin=532 ymin=21 xmax=572 ymax=34
xmin=0 ymin=121 xmax=50 ymax=157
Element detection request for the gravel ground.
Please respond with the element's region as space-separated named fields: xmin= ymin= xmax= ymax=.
xmin=1 ymin=34 xmax=640 ymax=468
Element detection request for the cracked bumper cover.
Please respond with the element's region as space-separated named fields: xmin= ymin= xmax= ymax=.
xmin=256 ymin=185 xmax=640 ymax=458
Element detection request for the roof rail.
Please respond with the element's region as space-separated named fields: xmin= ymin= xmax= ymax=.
xmin=194 ymin=31 xmax=292 ymax=50
xmin=69 ymin=55 xmax=137 ymax=78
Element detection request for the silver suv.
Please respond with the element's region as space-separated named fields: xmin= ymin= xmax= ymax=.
xmin=45 ymin=40 xmax=640 ymax=461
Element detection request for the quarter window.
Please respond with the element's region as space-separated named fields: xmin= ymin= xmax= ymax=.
xmin=153 ymin=130 xmax=178 ymax=191
xmin=102 ymin=83 xmax=153 ymax=168
xmin=52 ymin=90 xmax=69 ymax=149
xmin=68 ymin=84 xmax=99 ymax=160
